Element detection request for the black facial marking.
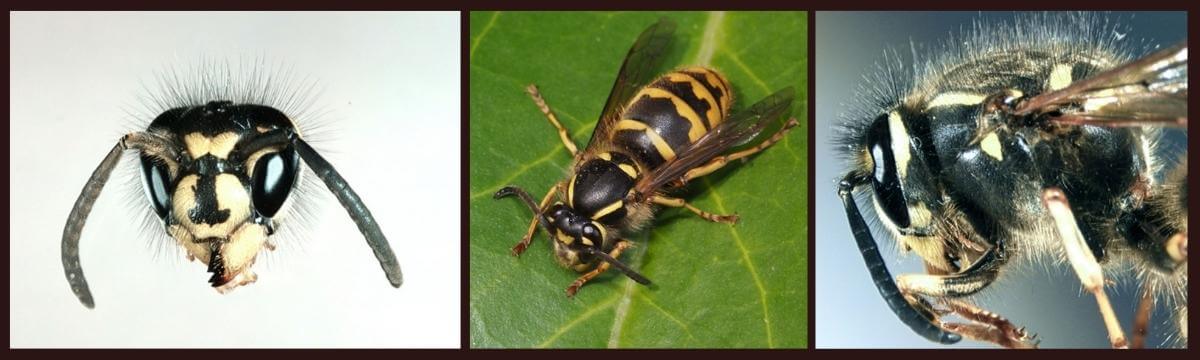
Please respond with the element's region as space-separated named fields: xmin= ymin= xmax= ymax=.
xmin=188 ymin=175 xmax=231 ymax=226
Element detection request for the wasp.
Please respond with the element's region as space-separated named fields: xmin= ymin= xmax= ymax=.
xmin=835 ymin=13 xmax=1186 ymax=348
xmin=61 ymin=67 xmax=403 ymax=308
xmin=495 ymin=19 xmax=798 ymax=297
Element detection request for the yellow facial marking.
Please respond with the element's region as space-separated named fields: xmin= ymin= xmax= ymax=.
xmin=924 ymin=92 xmax=986 ymax=109
xmin=909 ymin=201 xmax=933 ymax=229
xmin=615 ymin=119 xmax=676 ymax=161
xmin=183 ymin=132 xmax=241 ymax=160
xmin=1049 ymin=63 xmax=1073 ymax=91
xmin=980 ymin=132 xmax=1004 ymax=161
xmin=556 ymin=231 xmax=575 ymax=245
xmin=887 ymin=111 xmax=911 ymax=179
xmin=222 ymin=222 xmax=268 ymax=275
xmin=581 ymin=237 xmax=594 ymax=246
xmin=667 ymin=72 xmax=722 ymax=127
xmin=591 ymin=201 xmax=624 ymax=220
xmin=638 ymin=87 xmax=707 ymax=142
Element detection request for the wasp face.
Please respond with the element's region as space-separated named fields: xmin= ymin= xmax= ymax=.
xmin=862 ymin=109 xmax=944 ymax=238
xmin=140 ymin=101 xmax=300 ymax=291
xmin=543 ymin=202 xmax=606 ymax=272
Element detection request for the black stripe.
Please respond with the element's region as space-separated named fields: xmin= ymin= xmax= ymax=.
xmin=652 ymin=75 xmax=716 ymax=130
xmin=613 ymin=129 xmax=667 ymax=169
xmin=681 ymin=69 xmax=729 ymax=116
xmin=622 ymin=95 xmax=693 ymax=152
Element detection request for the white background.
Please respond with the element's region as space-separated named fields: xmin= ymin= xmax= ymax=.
xmin=10 ymin=12 xmax=460 ymax=347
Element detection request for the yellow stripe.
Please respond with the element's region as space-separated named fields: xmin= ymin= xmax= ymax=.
xmin=567 ymin=175 xmax=577 ymax=207
xmin=637 ymin=87 xmax=707 ymax=142
xmin=667 ymin=72 xmax=722 ymax=129
xmin=683 ymin=66 xmax=732 ymax=117
xmin=591 ymin=201 xmax=624 ymax=220
xmin=615 ymin=119 xmax=677 ymax=161
xmin=618 ymin=164 xmax=638 ymax=178
xmin=597 ymin=152 xmax=612 ymax=161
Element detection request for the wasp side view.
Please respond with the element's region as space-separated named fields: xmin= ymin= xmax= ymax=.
xmin=62 ymin=74 xmax=403 ymax=308
xmin=836 ymin=13 xmax=1186 ymax=348
xmin=495 ymin=19 xmax=799 ymax=297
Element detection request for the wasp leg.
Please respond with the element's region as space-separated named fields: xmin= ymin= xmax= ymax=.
xmin=566 ymin=240 xmax=632 ymax=297
xmin=677 ymin=117 xmax=799 ymax=185
xmin=526 ymin=84 xmax=578 ymax=156
xmin=941 ymin=300 xmax=1039 ymax=349
xmin=650 ymin=195 xmax=738 ymax=223
xmin=1043 ymin=188 xmax=1129 ymax=348
xmin=894 ymin=249 xmax=1037 ymax=348
xmin=1132 ymin=283 xmax=1156 ymax=348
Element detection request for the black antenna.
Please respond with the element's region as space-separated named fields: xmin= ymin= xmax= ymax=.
xmin=839 ymin=173 xmax=961 ymax=344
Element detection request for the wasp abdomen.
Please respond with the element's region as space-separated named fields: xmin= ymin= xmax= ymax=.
xmin=569 ymin=152 xmax=640 ymax=225
xmin=612 ymin=67 xmax=732 ymax=168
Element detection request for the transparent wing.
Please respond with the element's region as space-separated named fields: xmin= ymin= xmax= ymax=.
xmin=583 ymin=18 xmax=677 ymax=151
xmin=633 ymin=87 xmax=795 ymax=196
xmin=1015 ymin=43 xmax=1187 ymax=127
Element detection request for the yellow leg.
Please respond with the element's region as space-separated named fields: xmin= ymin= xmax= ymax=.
xmin=526 ymin=84 xmax=578 ymax=156
xmin=1043 ymin=188 xmax=1128 ymax=348
xmin=651 ymin=195 xmax=738 ymax=224
xmin=512 ymin=183 xmax=561 ymax=256
xmin=680 ymin=117 xmax=799 ymax=184
xmin=566 ymin=240 xmax=632 ymax=297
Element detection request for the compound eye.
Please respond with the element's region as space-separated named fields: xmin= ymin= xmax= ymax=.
xmin=865 ymin=114 xmax=911 ymax=229
xmin=251 ymin=147 xmax=300 ymax=217
xmin=139 ymin=155 xmax=172 ymax=219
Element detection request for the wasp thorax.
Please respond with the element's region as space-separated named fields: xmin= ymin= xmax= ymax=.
xmin=139 ymin=101 xmax=300 ymax=291
xmin=544 ymin=203 xmax=605 ymax=271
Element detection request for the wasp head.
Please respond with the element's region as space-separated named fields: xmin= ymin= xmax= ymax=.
xmin=140 ymin=101 xmax=300 ymax=292
xmin=543 ymin=202 xmax=608 ymax=272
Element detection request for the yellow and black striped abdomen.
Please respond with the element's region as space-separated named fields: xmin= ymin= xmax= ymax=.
xmin=611 ymin=67 xmax=732 ymax=169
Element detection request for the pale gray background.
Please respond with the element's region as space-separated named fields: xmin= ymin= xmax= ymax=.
xmin=10 ymin=12 xmax=460 ymax=347
xmin=815 ymin=11 xmax=1187 ymax=348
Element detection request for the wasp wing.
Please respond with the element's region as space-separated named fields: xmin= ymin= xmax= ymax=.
xmin=1015 ymin=43 xmax=1187 ymax=127
xmin=633 ymin=87 xmax=795 ymax=196
xmin=582 ymin=18 xmax=677 ymax=151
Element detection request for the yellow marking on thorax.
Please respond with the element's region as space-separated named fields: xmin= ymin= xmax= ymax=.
xmin=591 ymin=201 xmax=624 ymax=220
xmin=980 ymin=132 xmax=1004 ymax=161
xmin=1049 ymin=63 xmax=1073 ymax=91
xmin=614 ymin=119 xmax=677 ymax=161
xmin=183 ymin=132 xmax=241 ymax=159
xmin=924 ymin=92 xmax=985 ymax=109
xmin=567 ymin=175 xmax=578 ymax=207
xmin=636 ymin=87 xmax=707 ymax=142
xmin=597 ymin=152 xmax=613 ymax=161
xmin=618 ymin=164 xmax=638 ymax=178
xmin=682 ymin=66 xmax=732 ymax=114
xmin=667 ymin=72 xmax=723 ymax=127
xmin=887 ymin=111 xmax=911 ymax=179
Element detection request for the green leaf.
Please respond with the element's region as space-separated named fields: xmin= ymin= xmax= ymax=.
xmin=470 ymin=11 xmax=808 ymax=348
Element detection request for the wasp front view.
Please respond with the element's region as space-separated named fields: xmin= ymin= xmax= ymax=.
xmin=495 ymin=19 xmax=798 ymax=297
xmin=62 ymin=93 xmax=402 ymax=308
